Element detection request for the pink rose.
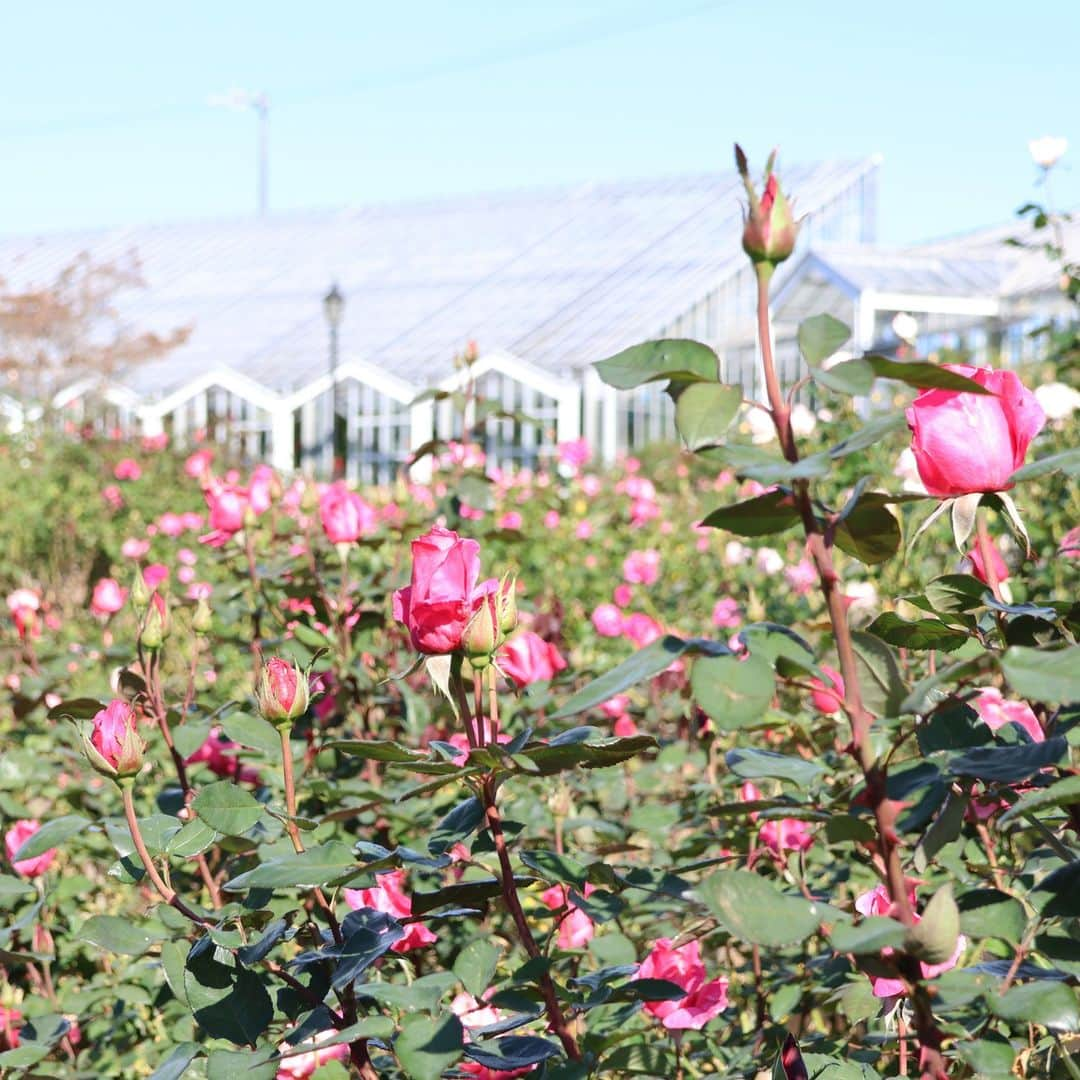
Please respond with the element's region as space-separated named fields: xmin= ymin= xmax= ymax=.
xmin=343 ymin=869 xmax=436 ymax=952
xmin=810 ymin=665 xmax=845 ymax=714
xmin=575 ymin=520 xmax=594 ymax=540
xmin=498 ymin=511 xmax=523 ymax=530
xmin=143 ymin=563 xmax=170 ymax=590
xmin=557 ymin=438 xmax=591 ymax=470
xmin=0 ymin=1005 xmax=22 ymax=1051
xmin=1060 ymin=525 xmax=1080 ymax=560
xmin=257 ymin=658 xmax=308 ymax=722
xmin=185 ymin=728 xmax=260 ymax=784
xmin=623 ymin=549 xmax=660 ymax=586
xmin=543 ymin=510 xmax=561 ymax=530
xmin=184 ymin=449 xmax=214 ymax=478
xmin=854 ymin=885 xmax=966 ymax=998
xmin=634 ymin=938 xmax=729 ymax=1030
xmin=5 ymin=820 xmax=58 ymax=878
xmin=905 ymin=366 xmax=1045 ymax=497
xmin=540 ymin=883 xmax=595 ymax=949
xmin=393 ymin=528 xmax=496 ymax=655
xmin=319 ymin=482 xmax=375 ymax=544
xmin=591 ymin=603 xmax=624 ymax=638
xmin=711 ymin=597 xmax=741 ymax=629
xmin=499 ymin=632 xmax=567 ymax=688
xmin=784 ymin=557 xmax=817 ymax=596
xmin=759 ymin=817 xmax=814 ymax=856
xmin=248 ymin=465 xmax=276 ymax=515
xmin=275 ymin=1036 xmax=349 ymax=1079
xmin=113 ymin=458 xmax=141 ymax=481
xmin=90 ymin=578 xmax=127 ymax=617
xmin=966 ymin=542 xmax=1009 ymax=586
xmin=200 ymin=480 xmax=248 ymax=547
xmin=121 ymin=537 xmax=151 ymax=559
xmin=971 ymin=688 xmax=1043 ymax=743
xmin=101 ymin=485 xmax=124 ymax=510
xmin=622 ymin=613 xmax=663 ymax=648
xmin=88 ymin=699 xmax=144 ymax=775
xmin=7 ymin=589 xmax=41 ymax=639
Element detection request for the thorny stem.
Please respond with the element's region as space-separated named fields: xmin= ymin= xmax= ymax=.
xmin=755 ymin=269 xmax=948 ymax=1078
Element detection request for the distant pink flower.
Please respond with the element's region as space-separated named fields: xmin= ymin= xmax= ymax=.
xmin=591 ymin=603 xmax=624 ymax=637
xmin=1060 ymin=525 xmax=1080 ymax=560
xmin=184 ymin=449 xmax=214 ymax=478
xmin=966 ymin=542 xmax=1009 ymax=586
xmin=784 ymin=557 xmax=817 ymax=595
xmin=186 ymin=582 xmax=212 ymax=601
xmin=540 ymin=883 xmax=595 ymax=949
xmin=177 ymin=547 xmax=197 ymax=566
xmin=142 ymin=432 xmax=169 ymax=452
xmin=634 ymin=938 xmax=729 ymax=1030
xmin=971 ymin=688 xmax=1043 ymax=742
xmin=613 ymin=714 xmax=638 ymax=736
xmin=600 ymin=694 xmax=631 ymax=719
xmin=575 ymin=520 xmax=594 ymax=540
xmin=249 ymin=465 xmax=276 ymax=515
xmin=498 ymin=511 xmax=523 ymax=530
xmin=581 ymin=475 xmax=602 ymax=497
xmin=90 ymin=578 xmax=127 ymax=617
xmin=623 ymin=549 xmax=660 ymax=586
xmin=276 ymin=1035 xmax=349 ymax=1079
xmin=101 ymin=485 xmax=124 ymax=510
xmin=143 ymin=564 xmax=170 ymax=590
xmin=630 ymin=498 xmax=659 ymax=527
xmin=185 ymin=728 xmax=260 ymax=784
xmin=6 ymin=589 xmax=40 ymax=640
xmin=557 ymin=438 xmax=591 ymax=470
xmin=711 ymin=597 xmax=741 ymax=629
xmin=5 ymin=820 xmax=57 ymax=878
xmin=613 ymin=584 xmax=633 ymax=608
xmin=759 ymin=818 xmax=814 ymax=856
xmin=200 ymin=479 xmax=248 ymax=547
xmin=121 ymin=537 xmax=151 ymax=559
xmin=343 ymin=869 xmax=436 ymax=952
xmin=622 ymin=612 xmax=663 ymax=648
xmin=157 ymin=512 xmax=185 ymax=537
xmin=499 ymin=632 xmax=567 ymax=688
xmin=319 ymin=482 xmax=376 ymax=544
xmin=113 ymin=458 xmax=141 ymax=481
xmin=543 ymin=510 xmax=561 ymax=529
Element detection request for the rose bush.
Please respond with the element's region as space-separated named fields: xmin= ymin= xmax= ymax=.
xmin=0 ymin=148 xmax=1078 ymax=1079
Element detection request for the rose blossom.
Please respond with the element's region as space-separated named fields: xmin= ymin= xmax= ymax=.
xmin=184 ymin=448 xmax=214 ymax=478
xmin=634 ymin=938 xmax=729 ymax=1030
xmin=200 ymin=479 xmax=249 ymax=547
xmin=5 ymin=819 xmax=58 ymax=877
xmin=809 ymin=665 xmax=845 ymax=714
xmin=499 ymin=632 xmax=567 ymax=688
xmin=854 ymin=884 xmax=966 ymax=998
xmin=540 ymin=884 xmax=595 ymax=949
xmin=966 ymin=542 xmax=1009 ymax=586
xmin=90 ymin=578 xmax=127 ymax=617
xmin=711 ymin=597 xmax=741 ymax=629
xmin=591 ymin=603 xmax=624 ymax=638
xmin=613 ymin=583 xmax=633 ymax=608
xmin=1060 ymin=525 xmax=1080 ymax=560
xmin=319 ymin=482 xmax=376 ymax=544
xmin=498 ymin=511 xmax=523 ymax=530
xmin=276 ymin=1035 xmax=349 ymax=1079
xmin=622 ymin=549 xmax=660 ymax=586
xmin=393 ymin=527 xmax=497 ymax=654
xmin=343 ymin=869 xmax=436 ymax=952
xmin=113 ymin=458 xmax=142 ymax=481
xmin=622 ymin=612 xmax=663 ymax=648
xmin=7 ymin=588 xmax=40 ymax=639
xmin=905 ymin=365 xmax=1045 ymax=497
xmin=86 ymin=699 xmax=144 ymax=776
xmin=557 ymin=437 xmax=591 ymax=470
xmin=971 ymin=688 xmax=1043 ymax=743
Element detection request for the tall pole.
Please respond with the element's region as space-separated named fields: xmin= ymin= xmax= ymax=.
xmin=330 ymin=320 xmax=341 ymax=479
xmin=255 ymin=93 xmax=269 ymax=218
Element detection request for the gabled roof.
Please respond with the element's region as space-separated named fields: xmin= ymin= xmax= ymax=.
xmin=0 ymin=159 xmax=878 ymax=404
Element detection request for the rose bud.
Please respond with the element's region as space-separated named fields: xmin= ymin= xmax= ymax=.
xmin=130 ymin=570 xmax=151 ymax=614
xmin=736 ymin=144 xmax=799 ymax=271
xmin=496 ymin=573 xmax=518 ymax=635
xmin=319 ymin=481 xmax=376 ymax=545
xmin=81 ymin=699 xmax=145 ymax=779
xmin=139 ymin=593 xmax=169 ymax=651
xmin=905 ymin=366 xmax=1045 ymax=497
xmin=192 ymin=596 xmax=213 ymax=635
xmin=461 ymin=595 xmax=503 ymax=667
xmin=256 ymin=657 xmax=309 ymax=726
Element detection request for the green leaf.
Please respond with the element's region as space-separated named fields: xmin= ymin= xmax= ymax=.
xmin=191 ymin=781 xmax=263 ymax=836
xmin=948 ymin=737 xmax=1067 ymax=782
xmin=830 ymin=917 xmax=907 ymax=955
xmin=700 ymin=490 xmax=802 ymax=538
xmin=354 ymin=971 xmax=457 ymax=1012
xmin=698 ymin=869 xmax=823 ymax=947
xmin=223 ymin=842 xmax=358 ymax=891
xmin=206 ymin=1047 xmax=278 ymax=1080
xmin=674 ymin=382 xmax=741 ymax=451
xmin=412 ymin=877 xmax=533 ymax=916
xmin=0 ymin=875 xmax=34 ymax=903
xmin=464 ymin=1036 xmax=561 ymax=1071
xmin=827 ymin=413 xmax=908 ymax=459
xmin=850 ymin=631 xmax=907 ymax=718
xmin=955 ymin=1035 xmax=1019 ymax=1079
xmin=1033 ymin=861 xmax=1080 ymax=917
xmin=167 ymin=817 xmax=222 ymax=857
xmin=394 ymin=1012 xmax=464 ymax=1080
xmin=726 ymin=748 xmax=824 ymax=789
xmin=691 ymin=653 xmax=774 ymax=729
xmin=904 ymin=884 xmax=960 ymax=965
xmin=1009 ymin=447 xmax=1080 ymax=483
xmin=990 ymin=981 xmax=1079 ymax=1031
xmin=45 ymin=697 xmax=104 ymax=720
xmin=1002 ymin=646 xmax=1080 ymax=704
xmin=185 ymin=946 xmax=273 ymax=1045
xmin=77 ymin=914 xmax=163 ymax=956
xmin=957 ymin=889 xmax=1026 ymax=944
xmin=594 ymin=339 xmax=718 ymax=390
xmin=220 ymin=713 xmax=281 ymax=757
xmin=10 ymin=814 xmax=90 ymax=862
xmin=833 ymin=500 xmax=902 ymax=565
xmin=550 ymin=635 xmax=724 ymax=719
xmin=453 ymin=938 xmax=502 ymax=998
xmin=428 ymin=797 xmax=484 ymax=855
xmin=998 ymin=775 xmax=1080 ymax=827
xmin=518 ymin=734 xmax=658 ymax=775
xmin=798 ymin=313 xmax=851 ymax=366
xmin=864 ymin=355 xmax=994 ymax=393
xmin=703 ymin=443 xmax=831 ymax=483
xmin=519 ymin=850 xmax=589 ymax=888
xmin=330 ymin=739 xmax=426 ymax=762
xmin=924 ymin=574 xmax=986 ymax=614
xmin=149 ymin=1042 xmax=202 ymax=1080
xmin=813 ymin=357 xmax=874 ymax=396
xmin=867 ymin=612 xmax=969 ymax=652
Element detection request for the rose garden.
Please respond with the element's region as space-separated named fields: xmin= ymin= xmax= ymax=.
xmin=1 ymin=149 xmax=1080 ymax=1079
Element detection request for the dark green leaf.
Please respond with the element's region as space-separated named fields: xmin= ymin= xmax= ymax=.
xmin=726 ymin=748 xmax=824 ymax=789
xmin=1010 ymin=448 xmax=1080 ymax=483
xmin=329 ymin=739 xmax=426 ymax=762
xmin=990 ymin=981 xmax=1079 ymax=1030
xmin=1002 ymin=646 xmax=1080 ymax=704
xmin=691 ymin=653 xmax=774 ymax=729
xmin=998 ymin=775 xmax=1080 ymax=827
xmin=867 ymin=612 xmax=969 ymax=652
xmin=698 ymin=869 xmax=823 ymax=947
xmin=453 ymin=938 xmax=502 ymax=998
xmin=865 ymin=356 xmax=994 ymax=393
xmin=464 ymin=1036 xmax=561 ymax=1071
xmin=11 ymin=814 xmax=90 ymax=862
xmin=831 ymin=917 xmax=907 ymax=955
xmin=220 ymin=713 xmax=281 ymax=757
xmin=948 ymin=738 xmax=1067 ymax=782
xmin=185 ymin=946 xmax=273 ymax=1046
xmin=77 ymin=915 xmax=163 ymax=956
xmin=223 ymin=842 xmax=358 ymax=891
xmin=700 ymin=490 xmax=802 ymax=538
xmin=394 ymin=1013 xmax=464 ymax=1079
xmin=957 ymin=889 xmax=1025 ymax=944
xmin=191 ymin=781 xmax=263 ymax=836
xmin=429 ymin=797 xmax=484 ymax=856
xmin=834 ymin=500 xmax=902 ymax=564
xmin=149 ymin=1042 xmax=202 ymax=1080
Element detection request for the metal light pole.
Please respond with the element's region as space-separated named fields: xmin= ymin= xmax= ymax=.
xmin=323 ymin=283 xmax=346 ymax=479
xmin=208 ymin=88 xmax=270 ymax=217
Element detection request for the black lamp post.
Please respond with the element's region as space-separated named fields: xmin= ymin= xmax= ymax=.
xmin=322 ymin=283 xmax=345 ymax=479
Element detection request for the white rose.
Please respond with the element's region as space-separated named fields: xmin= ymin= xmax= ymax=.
xmin=724 ymin=540 xmax=751 ymax=567
xmin=790 ymin=403 xmax=816 ymax=438
xmin=756 ymin=547 xmax=784 ymax=575
xmin=1029 ymin=135 xmax=1068 ymax=169
xmin=745 ymin=407 xmax=776 ymax=445
xmin=1035 ymin=381 xmax=1080 ymax=422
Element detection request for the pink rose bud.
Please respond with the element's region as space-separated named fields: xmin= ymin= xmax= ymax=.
xmin=5 ymin=820 xmax=58 ymax=878
xmin=966 ymin=541 xmax=1009 ymax=586
xmin=905 ymin=366 xmax=1045 ymax=497
xmin=256 ymin=657 xmax=309 ymax=725
xmin=499 ymin=631 xmax=567 ymax=688
xmin=622 ymin=549 xmax=660 ymax=586
xmin=82 ymin=699 xmax=145 ymax=779
xmin=319 ymin=481 xmax=376 ymax=544
xmin=736 ymin=144 xmax=799 ymax=270
xmin=139 ymin=592 xmax=169 ymax=650
xmin=591 ymin=603 xmax=624 ymax=638
xmin=810 ymin=665 xmax=845 ymax=714
xmin=392 ymin=527 xmax=498 ymax=655
xmin=461 ymin=594 xmax=503 ymax=666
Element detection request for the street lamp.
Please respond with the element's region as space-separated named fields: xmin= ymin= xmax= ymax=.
xmin=323 ymin=283 xmax=346 ymax=479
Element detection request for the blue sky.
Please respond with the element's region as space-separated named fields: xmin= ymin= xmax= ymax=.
xmin=2 ymin=0 xmax=1076 ymax=244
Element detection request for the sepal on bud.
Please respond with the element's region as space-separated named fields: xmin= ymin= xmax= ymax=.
xmin=735 ymin=143 xmax=800 ymax=273
xmin=461 ymin=595 xmax=503 ymax=668
xmin=130 ymin=571 xmax=151 ymax=615
xmin=256 ymin=657 xmax=310 ymax=727
xmin=139 ymin=592 xmax=169 ymax=651
xmin=79 ymin=700 xmax=146 ymax=780
xmin=496 ymin=573 xmax=518 ymax=635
